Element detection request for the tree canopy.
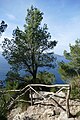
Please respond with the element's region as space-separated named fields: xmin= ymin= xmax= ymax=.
xmin=2 ymin=6 xmax=57 ymax=82
xmin=0 ymin=21 xmax=7 ymax=37
xmin=59 ymin=39 xmax=80 ymax=98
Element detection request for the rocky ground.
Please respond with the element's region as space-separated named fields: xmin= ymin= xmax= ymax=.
xmin=7 ymin=91 xmax=80 ymax=120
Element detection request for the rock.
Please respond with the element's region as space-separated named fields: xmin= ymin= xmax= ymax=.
xmin=77 ymin=116 xmax=80 ymax=120
xmin=54 ymin=106 xmax=61 ymax=115
xmin=7 ymin=91 xmax=80 ymax=120
xmin=42 ymin=108 xmax=55 ymax=117
xmin=13 ymin=112 xmax=33 ymax=120
xmin=8 ymin=107 xmax=22 ymax=120
xmin=57 ymin=111 xmax=80 ymax=120
xmin=58 ymin=111 xmax=75 ymax=120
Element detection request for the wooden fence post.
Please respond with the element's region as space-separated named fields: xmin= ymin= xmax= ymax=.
xmin=66 ymin=85 xmax=70 ymax=118
xmin=30 ymin=88 xmax=33 ymax=106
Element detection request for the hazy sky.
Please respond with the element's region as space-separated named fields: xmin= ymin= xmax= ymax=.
xmin=0 ymin=0 xmax=80 ymax=55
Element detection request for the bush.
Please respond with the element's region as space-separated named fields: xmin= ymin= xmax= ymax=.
xmin=70 ymin=76 xmax=80 ymax=99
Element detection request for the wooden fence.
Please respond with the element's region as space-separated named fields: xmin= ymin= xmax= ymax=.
xmin=0 ymin=84 xmax=71 ymax=118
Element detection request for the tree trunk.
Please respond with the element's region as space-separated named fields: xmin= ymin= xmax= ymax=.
xmin=33 ymin=72 xmax=37 ymax=82
xmin=32 ymin=65 xmax=37 ymax=83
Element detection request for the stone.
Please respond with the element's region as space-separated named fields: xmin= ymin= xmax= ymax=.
xmin=7 ymin=91 xmax=80 ymax=120
xmin=54 ymin=107 xmax=61 ymax=115
xmin=8 ymin=107 xmax=22 ymax=120
xmin=58 ymin=111 xmax=76 ymax=120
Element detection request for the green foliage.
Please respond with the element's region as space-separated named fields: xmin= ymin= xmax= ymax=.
xmin=21 ymin=71 xmax=55 ymax=92
xmin=36 ymin=71 xmax=55 ymax=84
xmin=0 ymin=81 xmax=7 ymax=119
xmin=70 ymin=76 xmax=80 ymax=99
xmin=5 ymin=70 xmax=20 ymax=90
xmin=0 ymin=6 xmax=57 ymax=117
xmin=64 ymin=50 xmax=71 ymax=60
xmin=0 ymin=88 xmax=7 ymax=120
xmin=23 ymin=71 xmax=55 ymax=85
xmin=2 ymin=6 xmax=57 ymax=81
xmin=59 ymin=62 xmax=77 ymax=81
xmin=59 ymin=39 xmax=80 ymax=98
xmin=50 ymin=87 xmax=57 ymax=93
xmin=0 ymin=20 xmax=7 ymax=37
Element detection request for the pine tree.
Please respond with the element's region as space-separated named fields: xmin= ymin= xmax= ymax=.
xmin=2 ymin=6 xmax=57 ymax=82
xmin=59 ymin=39 xmax=80 ymax=98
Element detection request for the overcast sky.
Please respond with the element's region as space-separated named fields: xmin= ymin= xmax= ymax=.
xmin=0 ymin=0 xmax=80 ymax=55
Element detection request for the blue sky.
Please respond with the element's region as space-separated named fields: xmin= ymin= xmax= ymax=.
xmin=0 ymin=0 xmax=80 ymax=55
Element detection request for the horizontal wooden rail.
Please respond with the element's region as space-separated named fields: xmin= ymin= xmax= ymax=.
xmin=29 ymin=84 xmax=70 ymax=87
xmin=0 ymin=84 xmax=70 ymax=93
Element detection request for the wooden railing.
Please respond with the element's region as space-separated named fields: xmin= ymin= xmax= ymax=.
xmin=0 ymin=84 xmax=71 ymax=118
